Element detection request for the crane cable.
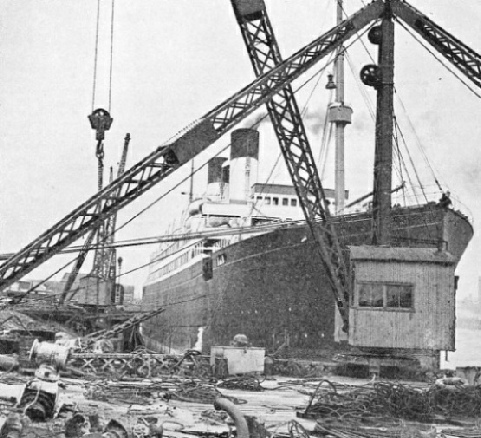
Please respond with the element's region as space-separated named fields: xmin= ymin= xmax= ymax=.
xmin=91 ymin=0 xmax=116 ymax=113
xmin=91 ymin=0 xmax=101 ymax=112
xmin=108 ymin=0 xmax=115 ymax=113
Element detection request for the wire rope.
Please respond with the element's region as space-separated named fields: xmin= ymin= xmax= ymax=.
xmin=91 ymin=0 xmax=101 ymax=111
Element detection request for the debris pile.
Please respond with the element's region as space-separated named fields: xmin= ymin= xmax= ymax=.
xmin=217 ymin=376 xmax=265 ymax=392
xmin=302 ymin=379 xmax=481 ymax=423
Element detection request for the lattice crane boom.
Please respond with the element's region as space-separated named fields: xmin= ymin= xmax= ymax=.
xmin=391 ymin=0 xmax=481 ymax=89
xmin=0 ymin=0 xmax=384 ymax=292
xmin=230 ymin=0 xmax=353 ymax=329
xmin=59 ymin=134 xmax=131 ymax=305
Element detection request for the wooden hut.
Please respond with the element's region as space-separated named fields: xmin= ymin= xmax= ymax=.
xmin=348 ymin=246 xmax=457 ymax=352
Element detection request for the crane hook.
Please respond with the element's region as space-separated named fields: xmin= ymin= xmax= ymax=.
xmin=88 ymin=108 xmax=113 ymax=142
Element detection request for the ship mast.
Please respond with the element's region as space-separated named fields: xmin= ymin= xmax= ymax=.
xmin=330 ymin=0 xmax=352 ymax=214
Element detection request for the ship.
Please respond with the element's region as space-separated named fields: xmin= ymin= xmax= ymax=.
xmin=141 ymin=126 xmax=473 ymax=356
xmin=140 ymin=0 xmax=476 ymax=362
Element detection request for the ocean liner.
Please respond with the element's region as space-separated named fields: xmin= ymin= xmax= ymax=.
xmin=141 ymin=126 xmax=473 ymax=355
xmin=140 ymin=0 xmax=476 ymax=360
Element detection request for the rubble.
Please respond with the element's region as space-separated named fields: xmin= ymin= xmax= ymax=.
xmin=1 ymin=365 xmax=481 ymax=438
xmin=1 ymin=314 xmax=481 ymax=438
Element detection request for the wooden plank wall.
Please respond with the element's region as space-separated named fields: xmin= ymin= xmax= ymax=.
xmin=349 ymin=261 xmax=455 ymax=350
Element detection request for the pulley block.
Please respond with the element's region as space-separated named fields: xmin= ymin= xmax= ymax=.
xmin=88 ymin=108 xmax=113 ymax=141
xmin=368 ymin=26 xmax=383 ymax=45
xmin=360 ymin=64 xmax=382 ymax=89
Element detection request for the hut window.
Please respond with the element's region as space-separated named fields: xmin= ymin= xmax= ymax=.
xmin=273 ymin=197 xmax=279 ymax=206
xmin=357 ymin=282 xmax=413 ymax=310
xmin=291 ymin=198 xmax=298 ymax=207
xmin=256 ymin=196 xmax=262 ymax=202
xmin=386 ymin=284 xmax=413 ymax=308
xmin=265 ymin=197 xmax=271 ymax=205
xmin=282 ymin=198 xmax=289 ymax=206
xmin=358 ymin=283 xmax=383 ymax=307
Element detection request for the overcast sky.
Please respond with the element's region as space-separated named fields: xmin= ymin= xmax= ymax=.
xmin=0 ymin=0 xmax=480 ymax=300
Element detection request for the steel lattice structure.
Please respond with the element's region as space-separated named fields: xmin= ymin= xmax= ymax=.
xmin=230 ymin=0 xmax=353 ymax=328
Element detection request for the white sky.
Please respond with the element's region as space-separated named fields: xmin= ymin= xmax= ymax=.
xmin=0 ymin=0 xmax=480 ymax=300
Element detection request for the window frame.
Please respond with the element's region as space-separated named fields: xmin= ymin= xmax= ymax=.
xmin=355 ymin=281 xmax=415 ymax=312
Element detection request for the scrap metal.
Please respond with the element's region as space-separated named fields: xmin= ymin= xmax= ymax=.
xmin=300 ymin=379 xmax=481 ymax=424
xmin=81 ymin=306 xmax=165 ymax=345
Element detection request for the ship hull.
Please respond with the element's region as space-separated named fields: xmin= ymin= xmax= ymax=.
xmin=142 ymin=204 xmax=473 ymax=357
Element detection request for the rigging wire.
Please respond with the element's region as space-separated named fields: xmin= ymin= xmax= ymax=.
xmin=341 ymin=3 xmax=445 ymax=203
xmin=396 ymin=19 xmax=481 ymax=101
xmin=345 ymin=52 xmax=376 ymax=121
xmin=392 ymin=125 xmax=409 ymax=206
xmin=394 ymin=118 xmax=429 ymax=204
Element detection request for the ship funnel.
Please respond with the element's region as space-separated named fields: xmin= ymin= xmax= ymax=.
xmin=229 ymin=129 xmax=259 ymax=203
xmin=206 ymin=157 xmax=228 ymax=199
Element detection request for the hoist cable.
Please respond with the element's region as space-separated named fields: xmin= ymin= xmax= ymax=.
xmin=108 ymin=0 xmax=115 ymax=112
xmin=91 ymin=0 xmax=101 ymax=111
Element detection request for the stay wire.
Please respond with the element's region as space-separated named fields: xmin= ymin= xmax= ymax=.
xmin=396 ymin=18 xmax=481 ymax=101
xmin=342 ymin=11 xmax=438 ymax=201
xmin=394 ymin=118 xmax=428 ymax=204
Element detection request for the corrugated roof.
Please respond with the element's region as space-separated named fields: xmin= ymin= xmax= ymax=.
xmin=349 ymin=246 xmax=457 ymax=263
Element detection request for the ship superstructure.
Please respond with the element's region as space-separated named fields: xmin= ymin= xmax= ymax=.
xmin=145 ymin=128 xmax=341 ymax=291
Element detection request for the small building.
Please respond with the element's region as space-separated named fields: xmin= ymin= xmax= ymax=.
xmin=348 ymin=246 xmax=457 ymax=352
xmin=74 ymin=275 xmax=115 ymax=306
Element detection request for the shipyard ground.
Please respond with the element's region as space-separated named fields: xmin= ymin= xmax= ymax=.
xmin=2 ymin=371 xmax=481 ymax=438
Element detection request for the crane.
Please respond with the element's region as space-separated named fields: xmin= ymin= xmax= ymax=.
xmin=1 ymin=0 xmax=481 ymax=334
xmin=230 ymin=0 xmax=351 ymax=330
xmin=59 ymin=134 xmax=130 ymax=305
xmin=0 ymin=0 xmax=385 ymax=294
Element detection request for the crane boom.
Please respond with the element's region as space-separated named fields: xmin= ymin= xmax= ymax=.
xmin=0 ymin=0 xmax=384 ymax=291
xmin=92 ymin=133 xmax=131 ymax=280
xmin=391 ymin=0 xmax=481 ymax=88
xmin=230 ymin=0 xmax=353 ymax=329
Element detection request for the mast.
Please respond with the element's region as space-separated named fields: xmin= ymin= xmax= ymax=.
xmin=330 ymin=0 xmax=352 ymax=214
xmin=371 ymin=1 xmax=395 ymax=245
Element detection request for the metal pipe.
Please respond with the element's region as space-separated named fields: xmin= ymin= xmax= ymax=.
xmin=214 ymin=397 xmax=249 ymax=438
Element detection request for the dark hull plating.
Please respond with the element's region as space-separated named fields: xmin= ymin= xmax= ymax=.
xmin=141 ymin=204 xmax=473 ymax=357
